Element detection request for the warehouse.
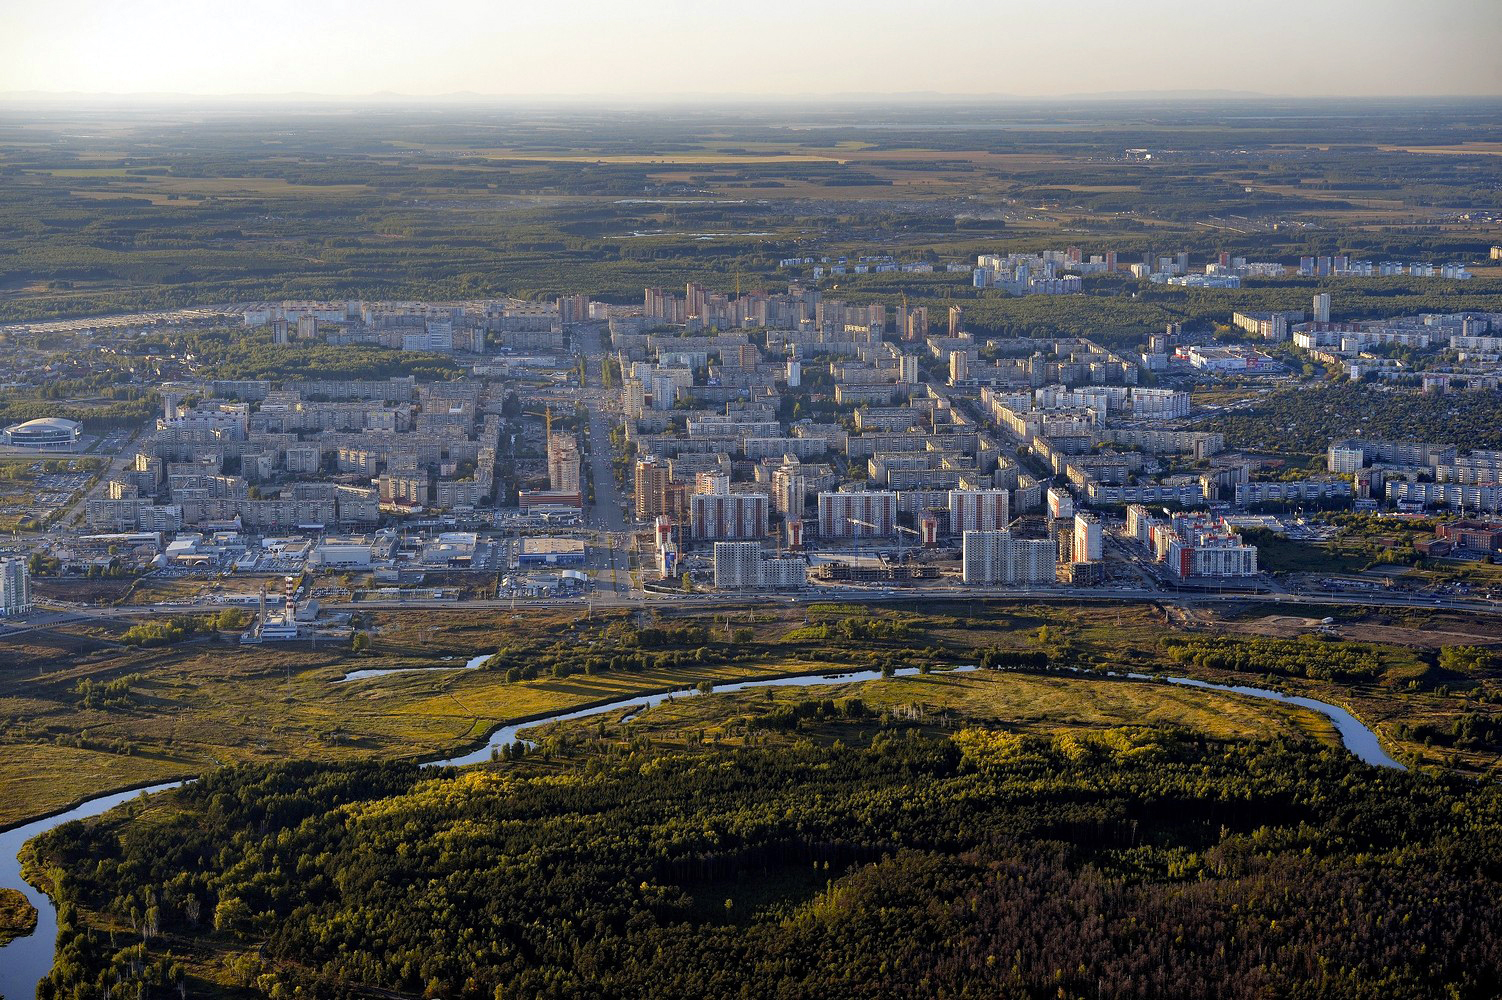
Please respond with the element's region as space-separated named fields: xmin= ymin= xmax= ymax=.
xmin=518 ymin=537 xmax=587 ymax=567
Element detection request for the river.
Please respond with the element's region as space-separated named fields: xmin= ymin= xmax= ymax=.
xmin=0 ymin=663 xmax=1403 ymax=998
xmin=335 ymin=651 xmax=492 ymax=683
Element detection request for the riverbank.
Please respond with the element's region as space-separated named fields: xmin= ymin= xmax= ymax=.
xmin=4 ymin=601 xmax=1495 ymax=831
xmin=1 ymin=657 xmax=1406 ymax=998
xmin=0 ymin=886 xmax=37 ymax=946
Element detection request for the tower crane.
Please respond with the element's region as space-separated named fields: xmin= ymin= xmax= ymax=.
xmin=847 ymin=517 xmax=920 ymax=569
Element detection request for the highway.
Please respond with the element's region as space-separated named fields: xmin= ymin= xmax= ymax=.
xmin=14 ymin=586 xmax=1498 ymax=635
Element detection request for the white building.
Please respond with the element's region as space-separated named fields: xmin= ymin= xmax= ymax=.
xmin=0 ymin=558 xmax=32 ymax=616
xmin=949 ymin=350 xmax=970 ymax=385
xmin=1313 ymin=292 xmax=1331 ymax=324
xmin=761 ymin=557 xmax=809 ymax=589
xmin=771 ymin=462 xmax=808 ymax=517
xmin=899 ymin=354 xmax=920 ymax=384
xmin=961 ymin=531 xmax=1056 ymax=585
xmin=1140 ymin=511 xmax=1259 ymax=579
xmin=1072 ymin=512 xmax=1103 ymax=563
xmin=713 ymin=542 xmax=807 ymax=589
xmin=1167 ymin=535 xmax=1259 ymax=578
xmin=712 ymin=541 xmax=761 ymax=589
xmin=2 ymin=417 xmax=83 ymax=451
xmin=1185 ymin=346 xmax=1252 ymax=372
xmin=1046 ymin=487 xmax=1075 ymax=521
xmin=309 ymin=540 xmax=374 ymax=569
xmin=1129 ymin=387 xmax=1191 ymax=419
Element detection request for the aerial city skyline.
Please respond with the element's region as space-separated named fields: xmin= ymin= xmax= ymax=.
xmin=2 ymin=5 xmax=1501 ymax=999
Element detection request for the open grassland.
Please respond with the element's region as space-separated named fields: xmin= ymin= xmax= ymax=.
xmin=32 ymin=169 xmax=374 ymax=198
xmin=3 ymin=599 xmax=1500 ymax=827
xmin=0 ymin=606 xmax=920 ymax=826
xmin=477 ymin=153 xmax=844 ymax=164
xmin=534 ymin=668 xmax=1339 ymax=753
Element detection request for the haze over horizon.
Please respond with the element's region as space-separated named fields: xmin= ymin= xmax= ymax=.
xmin=2 ymin=0 xmax=1499 ymax=100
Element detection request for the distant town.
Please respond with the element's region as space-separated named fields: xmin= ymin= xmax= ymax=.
xmin=1 ymin=244 xmax=1500 ymax=639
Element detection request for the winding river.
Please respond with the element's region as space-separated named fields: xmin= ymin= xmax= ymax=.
xmin=0 ymin=663 xmax=1403 ymax=999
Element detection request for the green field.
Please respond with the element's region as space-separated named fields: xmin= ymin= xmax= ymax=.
xmin=5 ymin=599 xmax=1501 ymax=829
xmin=534 ymin=667 xmax=1340 ymax=751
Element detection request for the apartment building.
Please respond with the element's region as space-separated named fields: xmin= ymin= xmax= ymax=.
xmin=961 ymin=531 xmax=1056 ymax=585
xmin=818 ymin=491 xmax=898 ymax=538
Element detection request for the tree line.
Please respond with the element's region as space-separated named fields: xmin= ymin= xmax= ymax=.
xmin=27 ymin=717 xmax=1502 ymax=999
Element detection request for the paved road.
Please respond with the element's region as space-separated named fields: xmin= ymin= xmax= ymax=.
xmin=577 ymin=328 xmax=633 ymax=599
xmin=329 ymin=589 xmax=1502 ymax=615
xmin=56 ymin=429 xmax=140 ymax=529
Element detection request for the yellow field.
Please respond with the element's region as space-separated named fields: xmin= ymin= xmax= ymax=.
xmin=474 ymin=153 xmax=842 ymax=164
xmin=0 ymin=638 xmax=856 ymax=827
xmin=537 ymin=669 xmax=1341 ymax=751
xmin=1378 ymin=142 xmax=1502 ymax=156
xmin=0 ymin=887 xmax=37 ymax=946
xmin=70 ymin=190 xmax=198 ymax=206
xmin=3 ymin=744 xmax=189 ymax=827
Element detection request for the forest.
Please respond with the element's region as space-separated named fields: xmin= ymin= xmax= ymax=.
xmin=25 ymin=711 xmax=1502 ymax=1000
xmin=1194 ymin=382 xmax=1502 ymax=454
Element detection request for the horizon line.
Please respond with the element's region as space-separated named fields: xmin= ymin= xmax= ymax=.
xmin=5 ymin=88 xmax=1502 ymax=104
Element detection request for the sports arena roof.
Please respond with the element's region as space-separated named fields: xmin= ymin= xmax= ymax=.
xmin=6 ymin=417 xmax=81 ymax=435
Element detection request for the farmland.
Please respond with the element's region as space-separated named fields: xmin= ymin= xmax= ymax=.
xmin=3 ymin=98 xmax=1500 ymax=325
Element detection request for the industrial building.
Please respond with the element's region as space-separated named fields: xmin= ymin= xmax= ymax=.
xmin=518 ymin=537 xmax=587 ymax=566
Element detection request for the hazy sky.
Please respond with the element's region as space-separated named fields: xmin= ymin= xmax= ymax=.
xmin=2 ymin=0 xmax=1499 ymax=98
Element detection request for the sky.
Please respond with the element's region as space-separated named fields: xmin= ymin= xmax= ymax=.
xmin=1 ymin=0 xmax=1500 ymax=99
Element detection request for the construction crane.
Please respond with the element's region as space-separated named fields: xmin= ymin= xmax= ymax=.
xmin=521 ymin=404 xmax=553 ymax=441
xmin=844 ymin=517 xmax=877 ymax=572
xmin=893 ymin=523 xmax=922 ymax=563
xmin=848 ymin=517 xmax=920 ymax=566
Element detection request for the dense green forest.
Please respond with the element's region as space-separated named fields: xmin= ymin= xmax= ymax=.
xmin=1194 ymin=383 xmax=1502 ymax=454
xmin=28 ymin=716 xmax=1502 ymax=999
xmin=131 ymin=329 xmax=469 ymax=382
